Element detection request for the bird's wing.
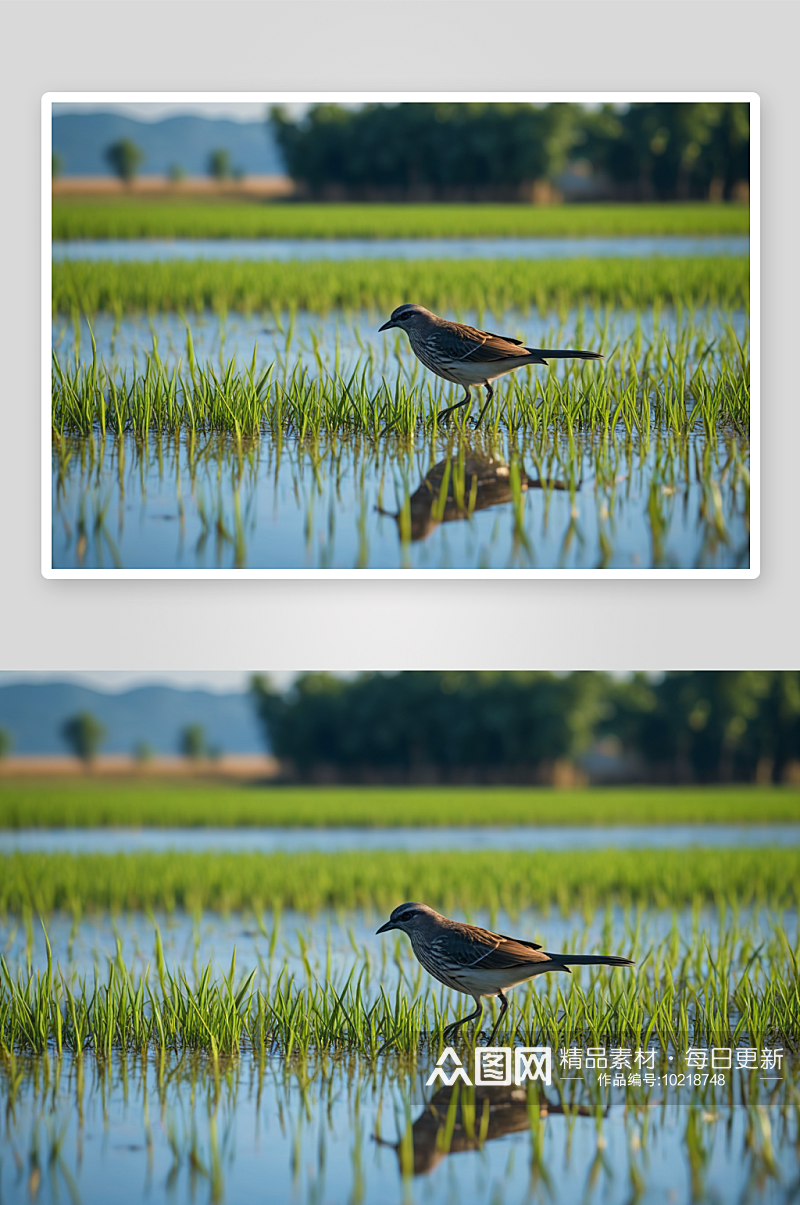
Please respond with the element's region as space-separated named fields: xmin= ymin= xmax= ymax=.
xmin=435 ymin=324 xmax=532 ymax=364
xmin=476 ymin=326 xmax=525 ymax=347
xmin=442 ymin=925 xmax=548 ymax=971
xmin=495 ymin=929 xmax=543 ymax=952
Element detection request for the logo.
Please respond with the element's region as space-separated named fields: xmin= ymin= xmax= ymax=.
xmin=426 ymin=1046 xmax=552 ymax=1088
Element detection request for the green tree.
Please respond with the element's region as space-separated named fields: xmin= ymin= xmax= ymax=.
xmin=271 ymin=102 xmax=580 ymax=199
xmin=602 ymin=672 xmax=775 ymax=782
xmin=251 ymin=671 xmax=606 ymax=781
xmin=578 ymin=102 xmax=750 ymax=200
xmin=731 ymin=672 xmax=800 ymax=782
xmin=0 ymin=728 xmax=13 ymax=759
xmin=271 ymin=101 xmax=749 ymax=201
xmin=167 ymin=163 xmax=186 ymax=184
xmin=61 ymin=712 xmax=106 ymax=764
xmin=105 ymin=138 xmax=144 ymax=184
xmin=252 ymin=671 xmax=798 ymax=785
xmin=207 ymin=149 xmax=231 ymax=180
xmin=52 ymin=152 xmax=64 ymax=179
xmin=180 ymin=724 xmax=207 ymax=761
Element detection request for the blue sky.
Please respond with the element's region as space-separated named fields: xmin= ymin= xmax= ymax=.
xmin=0 ymin=671 xmax=296 ymax=694
xmin=52 ymin=102 xmax=308 ymax=123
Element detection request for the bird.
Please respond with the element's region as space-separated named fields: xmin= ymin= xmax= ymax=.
xmin=377 ymin=902 xmax=634 ymax=1046
xmin=378 ymin=304 xmax=602 ymax=426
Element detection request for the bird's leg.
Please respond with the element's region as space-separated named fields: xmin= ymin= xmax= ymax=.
xmin=473 ymin=382 xmax=494 ymax=427
xmin=436 ymin=388 xmax=472 ymax=426
xmin=485 ymin=991 xmax=509 ymax=1047
xmin=442 ymin=998 xmax=483 ymax=1043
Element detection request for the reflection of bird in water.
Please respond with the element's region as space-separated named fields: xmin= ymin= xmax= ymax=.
xmin=374 ymin=1083 xmax=596 ymax=1176
xmin=376 ymin=449 xmax=571 ymax=543
xmin=378 ymin=304 xmax=602 ymax=425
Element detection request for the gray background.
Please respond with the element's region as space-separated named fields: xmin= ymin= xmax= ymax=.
xmin=0 ymin=2 xmax=793 ymax=674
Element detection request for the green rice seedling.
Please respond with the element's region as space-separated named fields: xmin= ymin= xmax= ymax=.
xmin=0 ymin=848 xmax=798 ymax=918
xmin=52 ymin=256 xmax=750 ymax=317
xmin=51 ymin=309 xmax=749 ymax=445
xmin=52 ymin=200 xmax=751 ymax=241
xmin=0 ymin=908 xmax=798 ymax=1057
xmin=3 ymin=782 xmax=788 ymax=832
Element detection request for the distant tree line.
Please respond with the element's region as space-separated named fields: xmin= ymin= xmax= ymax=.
xmin=55 ymin=716 xmax=220 ymax=765
xmin=250 ymin=672 xmax=800 ymax=786
xmin=269 ymin=101 xmax=750 ymax=202
xmin=99 ymin=141 xmax=241 ymax=185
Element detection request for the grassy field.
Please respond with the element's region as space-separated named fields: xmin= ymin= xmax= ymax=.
xmin=0 ymin=783 xmax=785 ymax=830
xmin=52 ymin=255 xmax=750 ymax=316
xmin=1 ymin=848 xmax=798 ymax=915
xmin=52 ymin=199 xmax=752 ymax=242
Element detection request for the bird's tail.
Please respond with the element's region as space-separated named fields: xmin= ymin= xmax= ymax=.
xmin=545 ymin=952 xmax=634 ymax=971
xmin=527 ymin=349 xmax=603 ymax=362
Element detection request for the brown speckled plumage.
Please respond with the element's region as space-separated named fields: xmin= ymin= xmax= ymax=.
xmin=377 ymin=902 xmax=633 ymax=1044
xmin=379 ymin=304 xmax=602 ymax=425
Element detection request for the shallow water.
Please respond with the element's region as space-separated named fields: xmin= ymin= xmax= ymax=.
xmin=2 ymin=824 xmax=795 ymax=855
xmin=1 ymin=1046 xmax=796 ymax=1205
xmin=3 ymin=905 xmax=796 ymax=998
xmin=52 ymin=233 xmax=751 ymax=262
xmin=51 ymin=425 xmax=750 ymax=571
xmin=53 ymin=304 xmax=747 ymax=380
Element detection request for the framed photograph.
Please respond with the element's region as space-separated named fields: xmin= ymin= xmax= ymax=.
xmin=43 ymin=92 xmax=758 ymax=578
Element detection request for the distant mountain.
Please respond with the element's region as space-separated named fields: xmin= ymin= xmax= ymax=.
xmin=52 ymin=112 xmax=286 ymax=178
xmin=0 ymin=683 xmax=266 ymax=755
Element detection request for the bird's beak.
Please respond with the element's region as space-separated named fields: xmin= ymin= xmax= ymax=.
xmin=376 ymin=920 xmax=396 ymax=934
xmin=378 ymin=320 xmax=395 ymax=332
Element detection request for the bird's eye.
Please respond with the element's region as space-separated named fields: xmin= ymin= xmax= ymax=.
xmin=397 ymin=313 xmax=408 ymax=321
xmin=398 ymin=910 xmax=414 ymax=922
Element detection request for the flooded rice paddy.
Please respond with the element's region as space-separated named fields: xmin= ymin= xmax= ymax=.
xmin=51 ymin=306 xmax=750 ymax=571
xmin=1 ymin=901 xmax=795 ymax=991
xmin=1 ymin=905 xmax=797 ymax=1204
xmin=3 ymin=1045 xmax=796 ymax=1205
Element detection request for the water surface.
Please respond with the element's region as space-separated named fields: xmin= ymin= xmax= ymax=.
xmin=52 ymin=234 xmax=751 ymax=262
xmin=2 ymin=1046 xmax=794 ymax=1205
xmin=2 ymin=824 xmax=793 ymax=854
xmin=3 ymin=905 xmax=796 ymax=996
xmin=53 ymin=303 xmax=748 ymax=378
xmin=51 ymin=424 xmax=749 ymax=571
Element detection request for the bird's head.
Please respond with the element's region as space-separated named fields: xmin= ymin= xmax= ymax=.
xmin=378 ymin=304 xmax=435 ymax=333
xmin=376 ymin=901 xmax=440 ymax=935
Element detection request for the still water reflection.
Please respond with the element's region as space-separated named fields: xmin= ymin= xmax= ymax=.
xmin=52 ymin=428 xmax=749 ymax=571
xmin=1 ymin=1046 xmax=795 ymax=1204
xmin=52 ymin=234 xmax=751 ymax=263
xmin=376 ymin=450 xmax=569 ymax=542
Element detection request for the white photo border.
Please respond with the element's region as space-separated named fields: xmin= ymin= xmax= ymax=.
xmin=41 ymin=91 xmax=759 ymax=580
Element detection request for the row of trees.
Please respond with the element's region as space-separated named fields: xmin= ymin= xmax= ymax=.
xmin=0 ymin=716 xmax=223 ymax=765
xmin=251 ymin=672 xmax=800 ymax=785
xmin=89 ymin=141 xmax=242 ymax=184
xmin=270 ymin=101 xmax=750 ymax=202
